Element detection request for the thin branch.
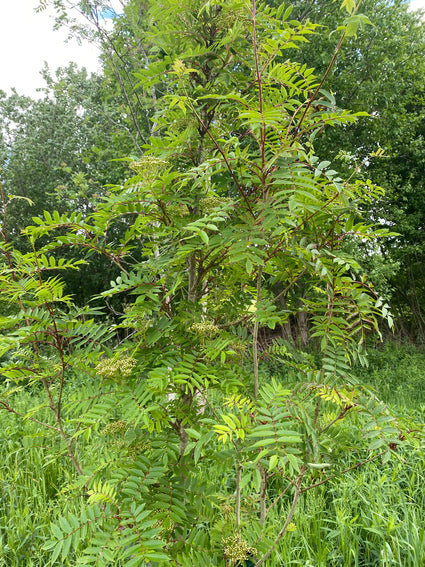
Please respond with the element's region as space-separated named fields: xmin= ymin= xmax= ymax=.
xmin=253 ymin=267 xmax=262 ymax=402
xmin=272 ymin=268 xmax=309 ymax=305
xmin=300 ymin=450 xmax=388 ymax=494
xmin=259 ymin=465 xmax=267 ymax=526
xmin=265 ymin=479 xmax=293 ymax=515
xmin=217 ymin=314 xmax=252 ymax=330
xmin=0 ymin=401 xmax=60 ymax=432
xmin=255 ymin=472 xmax=304 ymax=566
xmin=236 ymin=462 xmax=242 ymax=528
xmin=185 ymin=98 xmax=256 ymax=217
xmin=296 ymin=32 xmax=346 ymax=134
xmin=318 ymin=404 xmax=354 ymax=435
xmin=250 ymin=0 xmax=266 ymax=173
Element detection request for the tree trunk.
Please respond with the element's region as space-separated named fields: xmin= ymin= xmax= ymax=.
xmin=296 ymin=309 xmax=309 ymax=347
xmin=187 ymin=254 xmax=199 ymax=303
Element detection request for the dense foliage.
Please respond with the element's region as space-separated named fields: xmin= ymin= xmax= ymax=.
xmin=0 ymin=64 xmax=136 ymax=305
xmin=289 ymin=0 xmax=425 ymax=340
xmin=49 ymin=0 xmax=425 ymax=340
xmin=0 ymin=0 xmax=423 ymax=565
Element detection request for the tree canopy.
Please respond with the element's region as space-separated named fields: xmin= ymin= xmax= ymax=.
xmin=36 ymin=0 xmax=425 ymax=339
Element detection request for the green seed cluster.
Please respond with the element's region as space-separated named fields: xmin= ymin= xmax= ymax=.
xmin=215 ymin=10 xmax=247 ymax=31
xmin=101 ymin=420 xmax=128 ymax=436
xmin=200 ymin=195 xmax=232 ymax=212
xmin=167 ymin=203 xmax=189 ymax=218
xmin=222 ymin=533 xmax=257 ymax=566
xmin=95 ymin=356 xmax=137 ymax=380
xmin=127 ymin=439 xmax=151 ymax=458
xmin=130 ymin=156 xmax=168 ymax=176
xmin=189 ymin=321 xmax=220 ymax=337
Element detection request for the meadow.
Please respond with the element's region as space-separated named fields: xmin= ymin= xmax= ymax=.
xmin=0 ymin=342 xmax=424 ymax=567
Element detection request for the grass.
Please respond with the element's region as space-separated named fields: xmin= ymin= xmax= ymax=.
xmin=0 ymin=342 xmax=424 ymax=566
xmin=356 ymin=342 xmax=425 ymax=411
xmin=275 ymin=449 xmax=425 ymax=566
xmin=270 ymin=342 xmax=425 ymax=566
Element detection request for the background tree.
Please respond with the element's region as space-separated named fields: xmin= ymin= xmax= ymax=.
xmin=0 ymin=63 xmax=138 ymax=305
xmin=38 ymin=0 xmax=160 ymax=149
xmin=287 ymin=0 xmax=425 ymax=340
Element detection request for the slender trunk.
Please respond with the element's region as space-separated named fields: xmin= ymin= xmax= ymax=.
xmin=255 ymin=473 xmax=304 ymax=567
xmin=259 ymin=465 xmax=267 ymax=526
xmin=187 ymin=254 xmax=198 ymax=303
xmin=236 ymin=462 xmax=242 ymax=528
xmin=296 ymin=301 xmax=309 ymax=347
xmin=408 ymin=263 xmax=425 ymax=338
xmin=41 ymin=377 xmax=83 ymax=475
xmin=253 ymin=268 xmax=262 ymax=401
xmin=179 ymin=422 xmax=189 ymax=459
xmin=274 ymin=290 xmax=294 ymax=343
xmin=178 ymin=254 xmax=199 ymax=457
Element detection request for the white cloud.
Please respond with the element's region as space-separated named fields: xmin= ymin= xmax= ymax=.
xmin=0 ymin=1 xmax=102 ymax=98
xmin=409 ymin=0 xmax=425 ymax=11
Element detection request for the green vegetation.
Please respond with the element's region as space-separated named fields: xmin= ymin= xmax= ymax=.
xmin=0 ymin=0 xmax=424 ymax=564
xmin=0 ymin=344 xmax=424 ymax=566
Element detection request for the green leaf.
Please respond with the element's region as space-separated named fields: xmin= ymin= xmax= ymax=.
xmin=268 ymin=454 xmax=279 ymax=471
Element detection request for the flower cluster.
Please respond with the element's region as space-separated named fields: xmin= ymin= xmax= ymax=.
xmin=222 ymin=533 xmax=257 ymax=566
xmin=130 ymin=156 xmax=168 ymax=177
xmin=101 ymin=420 xmax=128 ymax=436
xmin=166 ymin=203 xmax=189 ymax=218
xmin=127 ymin=439 xmax=151 ymax=459
xmin=95 ymin=356 xmax=137 ymax=380
xmin=189 ymin=321 xmax=220 ymax=337
xmin=200 ymin=195 xmax=233 ymax=212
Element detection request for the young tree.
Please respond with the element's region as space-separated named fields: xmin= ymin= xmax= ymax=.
xmin=1 ymin=0 xmax=412 ymax=564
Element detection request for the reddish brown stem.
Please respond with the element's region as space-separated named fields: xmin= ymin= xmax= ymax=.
xmin=296 ymin=32 xmax=346 ymax=135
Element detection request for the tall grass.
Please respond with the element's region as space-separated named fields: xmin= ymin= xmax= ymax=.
xmin=0 ymin=342 xmax=424 ymax=565
xmin=357 ymin=342 xmax=425 ymax=411
xmin=0 ymin=389 xmax=83 ymax=566
xmin=274 ymin=449 xmax=425 ymax=566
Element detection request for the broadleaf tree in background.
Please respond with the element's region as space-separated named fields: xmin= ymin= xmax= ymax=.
xmin=40 ymin=0 xmax=160 ymax=150
xmin=0 ymin=64 xmax=137 ymax=306
xmin=0 ymin=0 xmax=417 ymax=564
xmin=287 ymin=0 xmax=425 ymax=340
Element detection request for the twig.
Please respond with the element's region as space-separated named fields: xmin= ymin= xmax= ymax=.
xmin=296 ymin=32 xmax=346 ymax=135
xmin=236 ymin=462 xmax=242 ymax=527
xmin=255 ymin=471 xmax=304 ymax=566
xmin=300 ymin=450 xmax=388 ymax=493
xmin=253 ymin=267 xmax=262 ymax=402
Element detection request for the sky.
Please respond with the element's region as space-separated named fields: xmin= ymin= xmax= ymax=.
xmin=0 ymin=1 xmax=112 ymax=98
xmin=410 ymin=0 xmax=425 ymax=9
xmin=1 ymin=0 xmax=424 ymax=98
